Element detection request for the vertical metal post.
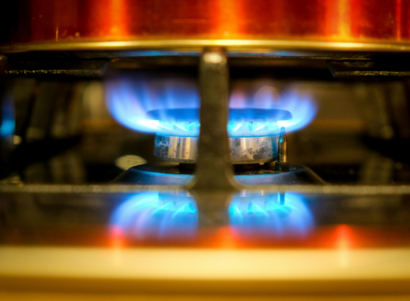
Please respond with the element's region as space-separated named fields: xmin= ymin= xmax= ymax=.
xmin=185 ymin=48 xmax=240 ymax=193
xmin=275 ymin=127 xmax=289 ymax=172
xmin=185 ymin=48 xmax=240 ymax=228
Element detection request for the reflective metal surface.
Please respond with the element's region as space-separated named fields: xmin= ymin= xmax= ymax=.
xmin=2 ymin=190 xmax=410 ymax=246
xmin=2 ymin=0 xmax=410 ymax=52
xmin=1 ymin=190 xmax=410 ymax=296
xmin=230 ymin=136 xmax=278 ymax=164
xmin=114 ymin=164 xmax=326 ymax=185
xmin=154 ymin=135 xmax=197 ymax=163
xmin=154 ymin=134 xmax=278 ymax=164
xmin=110 ymin=192 xmax=198 ymax=241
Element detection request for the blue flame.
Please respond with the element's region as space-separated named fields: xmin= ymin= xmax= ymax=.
xmin=276 ymin=91 xmax=317 ymax=132
xmin=227 ymin=120 xmax=280 ymax=137
xmin=0 ymin=93 xmax=15 ymax=137
xmin=106 ymin=78 xmax=317 ymax=136
xmin=229 ymin=83 xmax=317 ymax=133
xmin=110 ymin=192 xmax=198 ymax=240
xmin=106 ymin=76 xmax=200 ymax=134
xmin=229 ymin=192 xmax=314 ymax=237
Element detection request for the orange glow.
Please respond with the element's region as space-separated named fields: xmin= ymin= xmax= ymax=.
xmin=214 ymin=0 xmax=243 ymax=38
xmin=335 ymin=225 xmax=352 ymax=268
xmin=108 ymin=0 xmax=128 ymax=37
xmin=110 ymin=225 xmax=125 ymax=266
xmin=324 ymin=0 xmax=351 ymax=39
xmin=396 ymin=0 xmax=403 ymax=40
xmin=5 ymin=0 xmax=410 ymax=45
xmin=110 ymin=225 xmax=125 ymax=248
xmin=218 ymin=227 xmax=237 ymax=248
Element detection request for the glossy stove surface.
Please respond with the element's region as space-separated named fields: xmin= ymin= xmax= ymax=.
xmin=1 ymin=189 xmax=410 ymax=295
xmin=1 ymin=190 xmax=410 ymax=248
xmin=114 ymin=163 xmax=324 ymax=185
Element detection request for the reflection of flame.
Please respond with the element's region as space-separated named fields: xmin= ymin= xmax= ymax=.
xmin=106 ymin=77 xmax=317 ymax=136
xmin=229 ymin=192 xmax=314 ymax=237
xmin=110 ymin=192 xmax=198 ymax=241
xmin=0 ymin=93 xmax=15 ymax=137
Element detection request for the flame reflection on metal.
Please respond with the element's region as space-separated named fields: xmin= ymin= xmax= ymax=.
xmin=229 ymin=192 xmax=314 ymax=237
xmin=0 ymin=93 xmax=15 ymax=137
xmin=110 ymin=192 xmax=198 ymax=240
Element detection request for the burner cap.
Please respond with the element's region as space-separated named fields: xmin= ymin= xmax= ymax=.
xmin=146 ymin=108 xmax=292 ymax=122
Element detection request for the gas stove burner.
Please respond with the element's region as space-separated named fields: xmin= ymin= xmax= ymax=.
xmin=117 ymin=105 xmax=320 ymax=182
xmin=148 ymin=108 xmax=292 ymax=165
xmin=154 ymin=134 xmax=278 ymax=164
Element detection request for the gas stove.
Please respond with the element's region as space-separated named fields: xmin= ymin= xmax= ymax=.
xmin=2 ymin=1 xmax=410 ymax=299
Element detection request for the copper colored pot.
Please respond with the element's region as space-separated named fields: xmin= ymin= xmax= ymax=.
xmin=1 ymin=0 xmax=410 ymax=52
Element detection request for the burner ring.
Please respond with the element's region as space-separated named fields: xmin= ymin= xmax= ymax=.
xmin=146 ymin=108 xmax=292 ymax=137
xmin=154 ymin=134 xmax=279 ymax=164
xmin=146 ymin=108 xmax=292 ymax=122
